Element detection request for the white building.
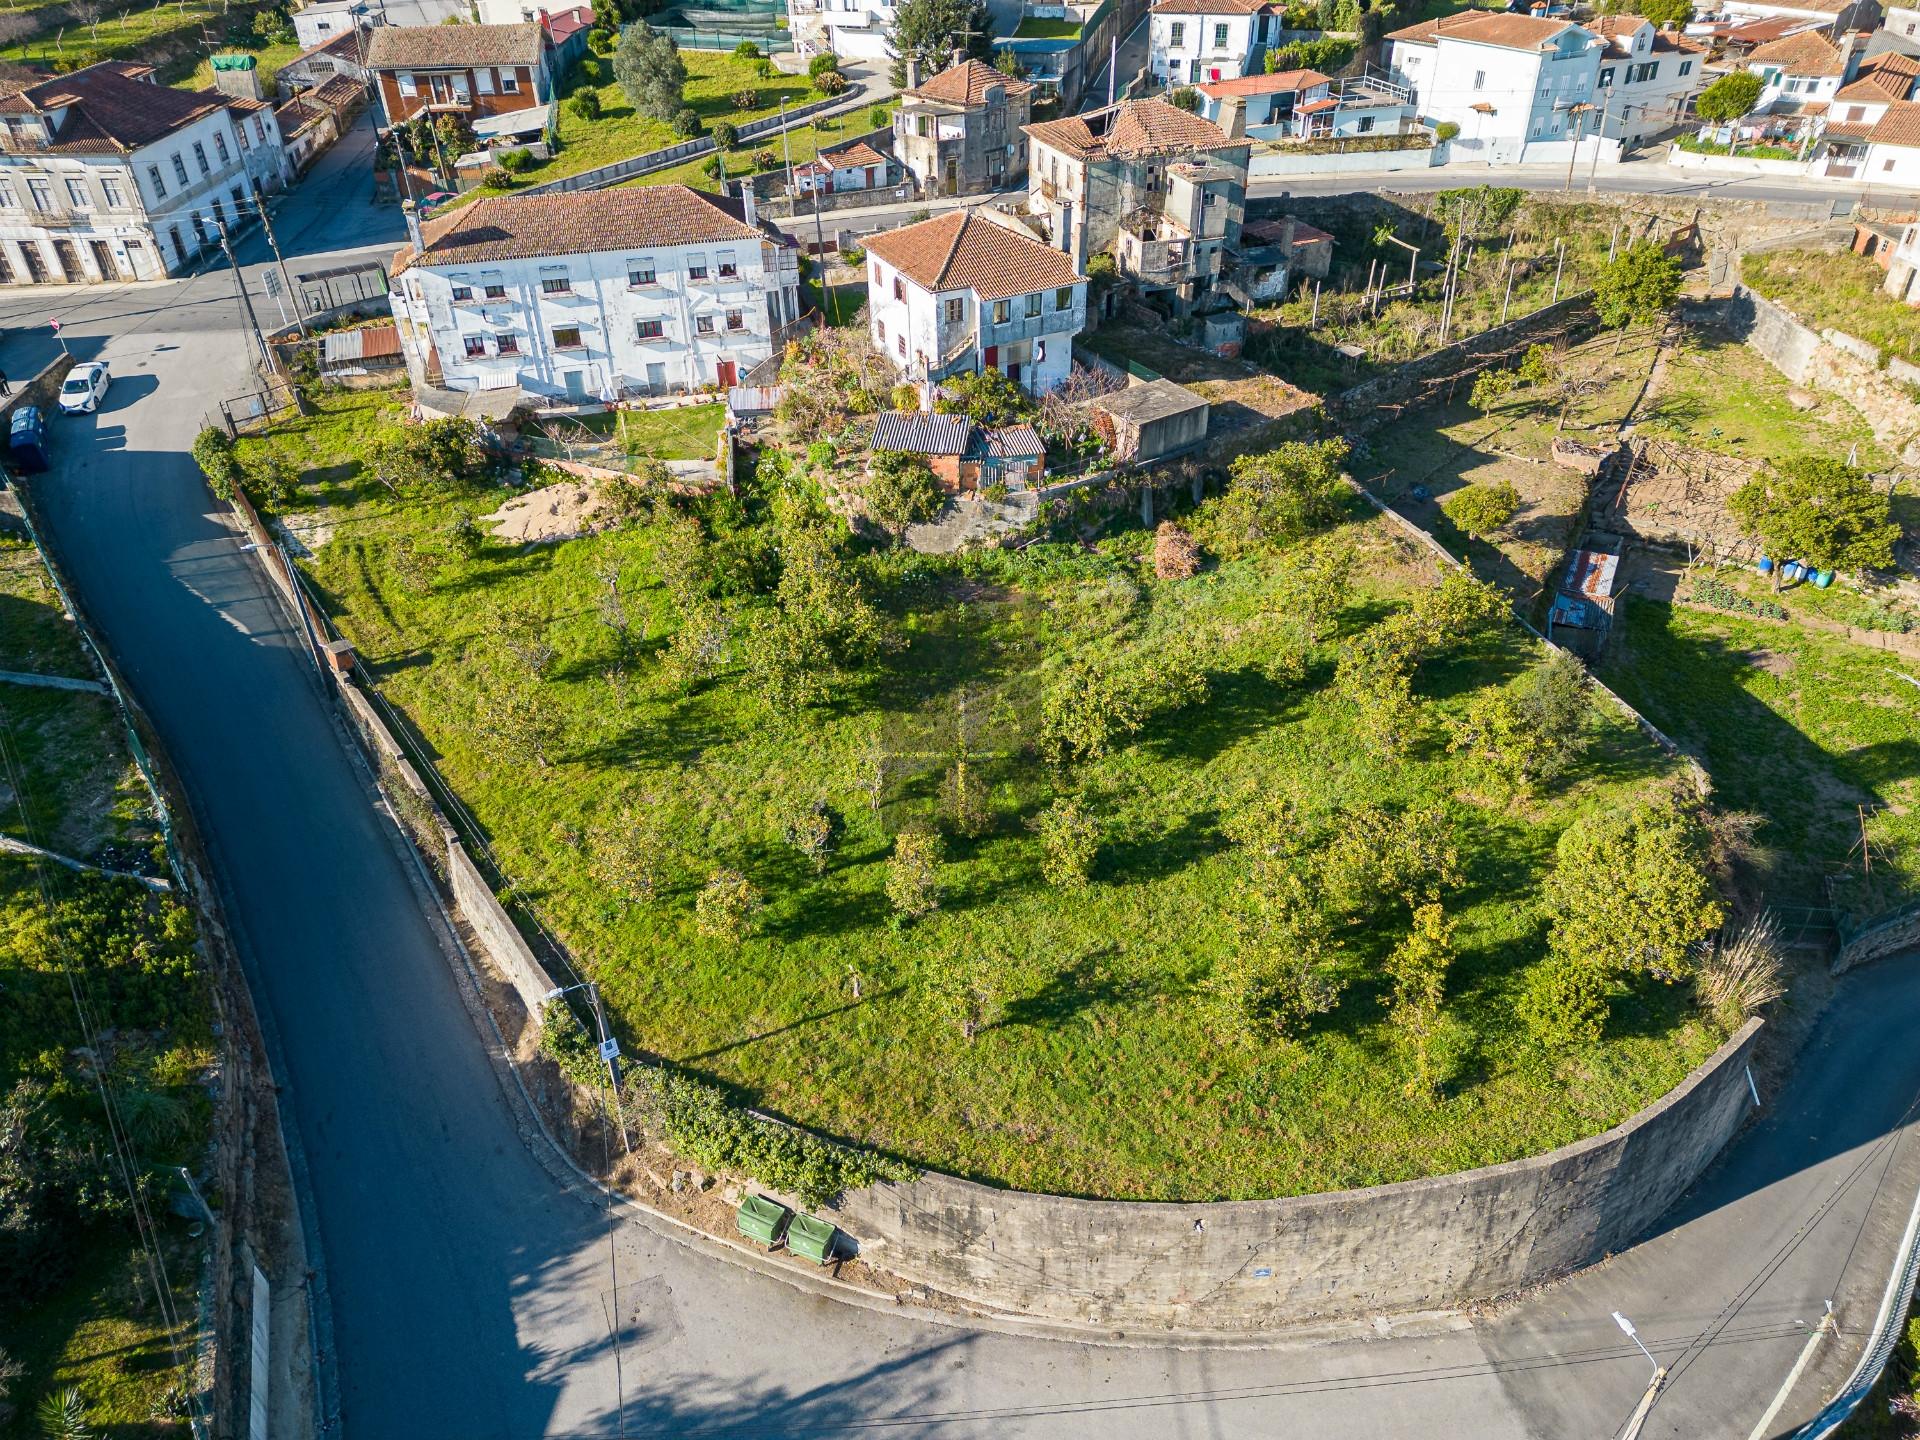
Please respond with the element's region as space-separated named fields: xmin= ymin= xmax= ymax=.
xmin=1878 ymin=213 xmax=1920 ymax=301
xmin=863 ymin=208 xmax=1087 ymax=393
xmin=1860 ymin=95 xmax=1920 ymax=178
xmin=1149 ymin=0 xmax=1275 ymax=87
xmin=1744 ymin=28 xmax=1867 ymax=111
xmin=292 ymin=0 xmax=380 ymax=50
xmin=1885 ymin=4 xmax=1920 ymax=48
xmin=388 ymin=184 xmax=803 ymax=400
xmin=0 ymin=60 xmax=292 ymax=284
xmin=1588 ymin=16 xmax=1705 ymax=143
xmin=1386 ymin=12 xmax=1602 ymax=160
xmin=785 ymin=0 xmax=897 ymax=60
xmin=1710 ymin=0 xmax=1879 ymax=30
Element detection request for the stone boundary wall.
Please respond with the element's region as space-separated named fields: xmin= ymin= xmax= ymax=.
xmin=1683 ymin=289 xmax=1920 ymax=464
xmin=824 ymin=1019 xmax=1763 ymax=1326
xmin=1327 ymin=292 xmax=1597 ymax=426
xmin=1834 ymin=900 xmax=1920 ymax=976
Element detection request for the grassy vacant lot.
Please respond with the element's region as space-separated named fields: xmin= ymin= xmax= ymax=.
xmin=1602 ymin=593 xmax=1920 ymax=925
xmin=1742 ymin=248 xmax=1920 ymax=367
xmin=0 ymin=0 xmax=263 ymax=73
xmin=173 ymin=35 xmax=303 ymax=92
xmin=1638 ymin=332 xmax=1896 ymax=470
xmin=0 ymin=545 xmax=207 ymax=1435
xmin=252 ymin=386 xmax=1730 ymax=1201
xmin=527 ymin=402 xmax=727 ymax=464
xmin=606 ymin=100 xmax=898 ymax=199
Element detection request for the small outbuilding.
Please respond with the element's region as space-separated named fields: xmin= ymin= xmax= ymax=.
xmin=868 ymin=411 xmax=1047 ymax=493
xmin=1083 ymin=379 xmax=1209 ymax=464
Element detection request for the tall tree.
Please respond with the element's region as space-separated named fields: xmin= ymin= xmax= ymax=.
xmin=614 ymin=21 xmax=687 ymax=120
xmin=1592 ymin=240 xmax=1683 ymax=333
xmin=888 ymin=0 xmax=992 ymax=87
xmin=1730 ymin=456 xmax=1901 ymax=582
xmin=1694 ymin=70 xmax=1761 ymax=123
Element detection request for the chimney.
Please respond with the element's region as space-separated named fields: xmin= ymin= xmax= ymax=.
xmin=1218 ymin=94 xmax=1246 ymax=140
xmin=1838 ymin=28 xmax=1866 ymax=79
xmin=737 ymin=175 xmax=757 ymax=227
xmin=402 ymin=198 xmax=426 ymax=256
xmin=951 ymin=46 xmax=966 ymax=69
xmin=906 ymin=56 xmax=921 ymax=90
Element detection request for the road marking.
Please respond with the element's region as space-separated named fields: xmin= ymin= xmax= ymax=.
xmin=1745 ymin=1309 xmax=1835 ymax=1440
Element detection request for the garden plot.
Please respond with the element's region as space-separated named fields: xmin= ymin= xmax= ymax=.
xmin=1078 ymin=322 xmax=1316 ymax=446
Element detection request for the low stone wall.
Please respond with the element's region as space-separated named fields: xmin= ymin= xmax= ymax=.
xmin=1685 ymin=289 xmax=1920 ymax=464
xmin=1834 ymin=900 xmax=1920 ymax=976
xmin=824 ymin=1019 xmax=1763 ymax=1327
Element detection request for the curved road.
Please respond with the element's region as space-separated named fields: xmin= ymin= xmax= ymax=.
xmin=3 ymin=124 xmax=1918 ymax=1438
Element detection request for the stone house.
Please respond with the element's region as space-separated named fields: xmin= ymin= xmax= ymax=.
xmin=868 ymin=410 xmax=1047 ymax=493
xmin=893 ymin=57 xmax=1035 ymax=197
xmin=1082 ymin=377 xmax=1208 ymax=462
xmin=365 ymin=22 xmax=557 ymax=148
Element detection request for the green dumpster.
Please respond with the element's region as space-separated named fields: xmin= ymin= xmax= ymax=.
xmin=736 ymin=1194 xmax=789 ymax=1246
xmin=786 ymin=1212 xmax=837 ymax=1265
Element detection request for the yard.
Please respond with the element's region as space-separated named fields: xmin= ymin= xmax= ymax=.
xmin=172 ymin=34 xmax=303 ymax=92
xmin=0 ymin=0 xmax=273 ymax=76
xmin=244 ymin=386 xmax=1736 ymax=1203
xmin=0 ymin=541 xmax=209 ymax=1435
xmin=526 ymin=401 xmax=727 ymax=464
xmin=1742 ymin=247 xmax=1920 ymax=367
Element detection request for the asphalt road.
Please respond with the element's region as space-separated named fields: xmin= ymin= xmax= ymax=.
xmin=3 ymin=125 xmax=1919 ymax=1439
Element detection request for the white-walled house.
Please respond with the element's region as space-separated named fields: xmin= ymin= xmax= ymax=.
xmin=1386 ymin=12 xmax=1602 ymax=160
xmin=1149 ymin=0 xmax=1276 ymax=87
xmin=1885 ymin=4 xmax=1920 ymax=49
xmin=1711 ymin=0 xmax=1880 ymax=31
xmin=292 ymin=0 xmax=379 ymax=49
xmin=1588 ymin=16 xmax=1706 ymax=143
xmin=863 ymin=209 xmax=1086 ymax=393
xmin=1744 ymin=28 xmax=1867 ymax=111
xmin=0 ymin=60 xmax=293 ymax=284
xmin=785 ymin=0 xmax=897 ymax=60
xmin=1861 ymin=97 xmax=1920 ymax=179
xmin=388 ymin=185 xmax=803 ymax=400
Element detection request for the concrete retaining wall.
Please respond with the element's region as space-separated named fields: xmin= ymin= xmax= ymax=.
xmin=1250 ymin=142 xmax=1443 ymax=177
xmin=824 ymin=1019 xmax=1763 ymax=1326
xmin=1665 ymin=144 xmax=1814 ymax=178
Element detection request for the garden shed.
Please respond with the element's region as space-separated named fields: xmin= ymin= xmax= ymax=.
xmin=868 ymin=411 xmax=1047 ymax=493
xmin=1084 ymin=378 xmax=1210 ymax=464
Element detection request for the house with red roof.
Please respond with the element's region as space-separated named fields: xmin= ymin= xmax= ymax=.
xmin=1386 ymin=12 xmax=1607 ymax=159
xmin=1148 ymin=0 xmax=1281 ymax=87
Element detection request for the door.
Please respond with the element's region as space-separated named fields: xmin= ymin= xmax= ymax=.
xmin=21 ymin=244 xmax=47 ymax=283
xmin=943 ymin=159 xmax=958 ymax=193
xmin=89 ymin=240 xmax=117 ymax=281
xmin=563 ymin=369 xmax=587 ymax=401
xmin=717 ymin=359 xmax=737 ymax=388
xmin=645 ymin=362 xmax=665 ymax=395
xmin=52 ymin=240 xmax=80 ymax=282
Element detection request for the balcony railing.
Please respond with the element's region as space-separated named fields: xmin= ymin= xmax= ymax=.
xmin=982 ymin=308 xmax=1078 ymax=347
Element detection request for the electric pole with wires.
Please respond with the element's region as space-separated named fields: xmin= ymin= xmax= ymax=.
xmin=214 ymin=213 xmax=271 ymax=371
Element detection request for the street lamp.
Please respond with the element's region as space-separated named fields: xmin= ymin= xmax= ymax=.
xmin=1612 ymin=1311 xmax=1668 ymax=1440
xmin=1612 ymin=1311 xmax=1660 ymax=1376
xmin=545 ymin=980 xmax=631 ymax=1154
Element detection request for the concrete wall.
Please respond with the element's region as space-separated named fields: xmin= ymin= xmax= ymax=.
xmin=1665 ymin=145 xmax=1816 ymax=179
xmin=1249 ymin=141 xmax=1444 ymax=177
xmin=824 ymin=1019 xmax=1763 ymax=1327
xmin=1835 ymin=901 xmax=1920 ymax=976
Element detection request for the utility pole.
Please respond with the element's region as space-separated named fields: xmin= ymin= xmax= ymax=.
xmin=778 ymin=97 xmax=794 ymax=192
xmin=1563 ymin=102 xmax=1591 ymax=192
xmin=1588 ymin=87 xmax=1613 ymax=191
xmin=1551 ymin=236 xmax=1566 ymax=303
xmin=809 ymin=118 xmax=827 ymax=261
xmin=252 ymin=194 xmax=308 ymax=336
xmin=215 ymin=213 xmax=270 ymax=371
xmin=1107 ymin=31 xmax=1116 ymax=106
xmin=1500 ymin=257 xmax=1514 ymax=322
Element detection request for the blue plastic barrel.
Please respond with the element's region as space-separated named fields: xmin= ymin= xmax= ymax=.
xmin=1756 ymin=556 xmax=1775 ymax=574
xmin=1812 ymin=569 xmax=1834 ymax=588
xmin=1782 ymin=562 xmax=1804 ymax=583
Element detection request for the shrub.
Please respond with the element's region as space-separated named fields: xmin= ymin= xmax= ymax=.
xmin=498 ymin=147 xmax=534 ymax=172
xmin=815 ymin=69 xmax=848 ymax=95
xmin=1440 ymin=481 xmax=1520 ymax=538
xmin=731 ymin=86 xmax=759 ymax=109
xmin=1545 ymin=791 xmax=1722 ymax=980
xmin=696 ymin=868 xmax=763 ymax=944
xmin=672 ymin=107 xmax=703 ymax=138
xmin=702 ymin=156 xmax=724 ymax=179
xmin=481 ymin=165 xmax=513 ymax=189
xmin=1433 ymin=120 xmax=1459 ymax=141
xmin=939 ymin=757 xmax=991 ymax=837
xmin=869 ymin=102 xmax=889 ymax=127
xmin=808 ymin=51 xmax=841 ymax=77
xmin=865 ymin=449 xmax=943 ymax=536
xmin=570 ymin=88 xmax=603 ymax=120
xmin=539 ymin=999 xmax=605 ymax=1089
xmin=982 ymin=480 xmax=1010 ymax=504
xmin=1696 ymin=913 xmax=1787 ymax=1031
xmin=578 ymin=56 xmax=604 ymax=84
xmin=1152 ymin=520 xmax=1201 ymax=580
xmin=754 ymin=147 xmax=779 ymax=169
xmin=887 ymin=828 xmax=943 ymax=921
xmin=733 ymin=39 xmax=761 ymax=57
xmin=1031 ymin=797 xmax=1099 ymax=888
xmin=890 ymin=382 xmax=920 ymax=410
xmin=712 ymin=119 xmax=738 ymax=150
xmin=1168 ymin=85 xmax=1200 ymax=111
xmin=192 ymin=426 xmax=242 ymax=501
xmin=781 ymin=799 xmax=836 ymax=872
xmin=1518 ymin=954 xmax=1610 ymax=1053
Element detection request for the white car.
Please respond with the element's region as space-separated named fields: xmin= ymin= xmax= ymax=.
xmin=58 ymin=361 xmax=110 ymax=415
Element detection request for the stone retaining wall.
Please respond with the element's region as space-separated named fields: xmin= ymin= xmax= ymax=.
xmin=824 ymin=1019 xmax=1763 ymax=1326
xmin=1834 ymin=901 xmax=1920 ymax=977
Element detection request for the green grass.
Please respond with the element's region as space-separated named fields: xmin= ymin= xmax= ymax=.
xmin=247 ymin=386 xmax=1732 ymax=1202
xmin=1639 ymin=334 xmax=1894 ymax=469
xmin=172 ymin=35 xmax=304 ymax=92
xmin=1601 ymin=594 xmax=1920 ymax=925
xmin=0 ymin=0 xmax=271 ymax=75
xmin=1011 ymin=18 xmax=1081 ymax=37
xmin=600 ymin=100 xmax=896 ymax=200
xmin=527 ymin=402 xmax=726 ymax=463
xmin=1743 ymin=248 xmax=1920 ymax=367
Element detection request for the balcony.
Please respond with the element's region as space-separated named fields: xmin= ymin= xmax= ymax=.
xmin=982 ymin=307 xmax=1079 ymax=348
xmin=17 ymin=206 xmax=87 ymax=229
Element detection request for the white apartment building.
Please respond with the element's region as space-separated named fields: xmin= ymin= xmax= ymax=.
xmin=0 ymin=61 xmax=292 ymax=284
xmin=1588 ymin=17 xmax=1705 ymax=143
xmin=388 ymin=185 xmax=803 ymax=399
xmin=864 ymin=208 xmax=1086 ymax=393
xmin=785 ymin=0 xmax=896 ymax=60
xmin=1711 ymin=0 xmax=1879 ymax=30
xmin=1149 ymin=0 xmax=1275 ymax=87
xmin=1387 ymin=12 xmax=1602 ymax=160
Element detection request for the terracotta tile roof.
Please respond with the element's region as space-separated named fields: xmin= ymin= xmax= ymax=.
xmin=864 ymin=210 xmax=1082 ymax=301
xmin=1725 ymin=16 xmax=1808 ymax=42
xmin=366 ymin=21 xmax=545 ymax=70
xmin=295 ymin=24 xmax=372 ymax=65
xmin=905 ymin=57 xmax=1034 ymax=105
xmin=1869 ymin=99 xmax=1920 ymax=147
xmin=544 ymin=5 xmax=593 ymax=44
xmin=1195 ymin=67 xmax=1331 ymax=97
xmin=826 ymin=139 xmax=888 ymax=168
xmin=1837 ymin=52 xmax=1919 ymax=101
xmin=1149 ymin=0 xmax=1268 ymax=13
xmin=394 ymin=184 xmax=767 ymax=273
xmin=1747 ymin=29 xmax=1848 ymax=73
xmin=1822 ymin=119 xmax=1875 ymax=137
xmin=1 ymin=62 xmax=239 ymax=154
xmin=311 ymin=73 xmax=364 ymax=109
xmin=276 ymin=95 xmax=327 ymax=136
xmin=1385 ymin=11 xmax=1584 ymax=49
xmin=1025 ymin=97 xmax=1234 ymax=160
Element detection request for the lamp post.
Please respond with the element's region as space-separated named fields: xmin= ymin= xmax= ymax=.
xmin=545 ymin=980 xmax=631 ymax=1154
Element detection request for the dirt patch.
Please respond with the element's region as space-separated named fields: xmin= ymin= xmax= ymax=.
xmin=482 ymin=480 xmax=614 ymax=544
xmin=1742 ymin=647 xmax=1797 ymax=678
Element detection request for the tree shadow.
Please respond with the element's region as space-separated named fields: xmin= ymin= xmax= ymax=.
xmin=993 ymin=945 xmax=1158 ymax=1033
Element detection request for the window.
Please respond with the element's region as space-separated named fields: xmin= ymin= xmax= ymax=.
xmin=541 ymin=274 xmax=571 ymax=294
xmin=1357 ymin=115 xmax=1375 ymax=133
xmin=726 ymin=309 xmax=745 ymax=331
xmin=636 ymin=318 xmax=664 ymax=339
xmin=1024 ymin=292 xmax=1041 ymax=317
xmin=1679 ymin=59 xmax=1692 ymax=76
xmin=27 ymin=178 xmax=51 ymax=211
xmin=1169 ymin=20 xmax=1185 ymax=45
xmin=193 ymin=142 xmax=210 ymax=175
xmin=255 ymin=117 xmax=267 ymax=143
xmin=232 ymin=185 xmax=244 ymax=209
xmin=551 ymin=325 xmax=584 ymax=348
xmin=484 ymin=282 xmax=506 ymax=299
xmin=501 ymin=69 xmax=521 ymax=93
xmin=148 ymin=165 xmax=166 ymax=199
xmin=1212 ymin=22 xmax=1228 ymax=47
xmin=214 ymin=131 xmax=230 ymax=163
xmin=238 ymin=123 xmax=251 ymax=150
xmin=1848 ymin=105 xmax=1866 ymax=121
xmin=717 ymin=250 xmax=738 ymax=277
xmin=463 ymin=335 xmax=488 ymax=357
xmin=696 ymin=314 xmax=715 ymax=334
xmin=915 ymin=114 xmax=930 ymax=137
xmin=496 ymin=332 xmax=520 ymax=354
xmin=398 ymin=72 xmax=417 ymax=96
xmin=897 ymin=334 xmax=906 ymax=357
xmin=212 ymin=197 xmax=225 ymax=227
xmin=877 ymin=319 xmax=886 ymax=340
xmin=0 ymin=178 xmax=13 ymax=207
xmin=1055 ymin=287 xmax=1072 ymax=311
xmin=451 ymin=283 xmax=475 ymax=301
xmin=1599 ymin=66 xmax=1614 ymax=87
xmin=1202 ymin=188 xmax=1216 ymax=207
xmin=65 ymin=178 xmax=90 ymax=208
xmin=1887 ymin=158 xmax=1898 ymax=171
xmin=172 ymin=153 xmax=189 ymax=185
xmin=688 ymin=257 xmax=708 ymax=279
xmin=1473 ymin=69 xmax=1485 ymax=90
xmin=946 ymin=297 xmax=963 ymax=323
xmin=476 ymin=67 xmax=495 ymax=94
xmin=628 ymin=259 xmax=656 ymax=286
xmin=992 ymin=298 xmax=1010 ymax=323
xmin=871 ymin=262 xmax=882 ymax=285
xmin=892 ymin=276 xmax=905 ymax=301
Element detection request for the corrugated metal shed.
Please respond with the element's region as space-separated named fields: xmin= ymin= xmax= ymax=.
xmin=322 ymin=324 xmax=401 ymax=365
xmin=1568 ymin=549 xmax=1619 ymax=601
xmin=871 ymin=411 xmax=975 ymax=456
xmin=980 ymin=424 xmax=1045 ymax=459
